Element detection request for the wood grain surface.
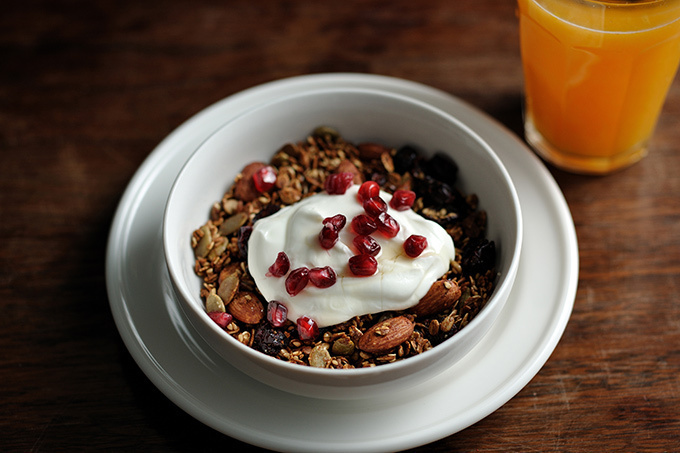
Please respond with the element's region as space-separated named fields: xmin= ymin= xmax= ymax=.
xmin=2 ymin=1 xmax=679 ymax=451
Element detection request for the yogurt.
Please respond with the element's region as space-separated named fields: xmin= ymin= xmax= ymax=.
xmin=248 ymin=185 xmax=456 ymax=327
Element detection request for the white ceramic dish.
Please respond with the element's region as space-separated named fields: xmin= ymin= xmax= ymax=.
xmin=106 ymin=73 xmax=578 ymax=452
xmin=163 ymin=87 xmax=522 ymax=399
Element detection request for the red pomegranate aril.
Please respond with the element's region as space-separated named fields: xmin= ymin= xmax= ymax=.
xmin=353 ymin=234 xmax=381 ymax=256
xmin=376 ymin=212 xmax=400 ymax=238
xmin=266 ymin=300 xmax=288 ymax=327
xmin=324 ymin=172 xmax=355 ymax=194
xmin=309 ymin=266 xmax=337 ymax=288
xmin=268 ymin=251 xmax=290 ymax=277
xmin=252 ymin=165 xmax=277 ymax=193
xmin=285 ymin=267 xmax=309 ymax=296
xmin=351 ymin=214 xmax=378 ymax=235
xmin=297 ymin=316 xmax=320 ymax=340
xmin=348 ymin=254 xmax=378 ymax=276
xmin=319 ymin=223 xmax=340 ymax=249
xmin=207 ymin=311 xmax=233 ymax=329
xmin=389 ymin=189 xmax=416 ymax=211
xmin=357 ymin=180 xmax=380 ymax=202
xmin=363 ymin=196 xmax=388 ymax=218
xmin=323 ymin=214 xmax=346 ymax=231
xmin=404 ymin=234 xmax=428 ymax=257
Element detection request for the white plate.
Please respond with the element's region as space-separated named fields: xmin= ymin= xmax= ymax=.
xmin=106 ymin=73 xmax=578 ymax=452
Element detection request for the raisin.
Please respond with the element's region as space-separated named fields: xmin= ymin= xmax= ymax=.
xmin=253 ymin=325 xmax=288 ymax=356
xmin=423 ymin=152 xmax=459 ymax=186
xmin=253 ymin=204 xmax=280 ymax=223
xmin=393 ymin=145 xmax=421 ymax=173
xmin=237 ymin=226 xmax=253 ymax=259
xmin=461 ymin=238 xmax=496 ymax=275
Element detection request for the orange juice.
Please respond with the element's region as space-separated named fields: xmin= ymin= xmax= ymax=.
xmin=518 ymin=0 xmax=680 ymax=174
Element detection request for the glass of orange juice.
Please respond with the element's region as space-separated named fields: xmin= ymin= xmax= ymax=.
xmin=518 ymin=0 xmax=680 ymax=174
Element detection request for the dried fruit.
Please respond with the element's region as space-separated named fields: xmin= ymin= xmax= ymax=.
xmin=353 ymin=234 xmax=380 ymax=256
xmin=309 ymin=266 xmax=337 ymax=288
xmin=389 ymin=190 xmax=416 ymax=211
xmin=423 ymin=152 xmax=459 ymax=186
xmin=297 ymin=316 xmax=319 ymax=341
xmin=351 ymin=214 xmax=377 ymax=235
xmin=207 ymin=311 xmax=233 ymax=329
xmin=376 ymin=212 xmax=400 ymax=238
xmin=285 ymin=267 xmax=309 ymax=296
xmin=324 ymin=172 xmax=354 ymax=194
xmin=363 ymin=196 xmax=387 ymax=218
xmin=319 ymin=223 xmax=340 ymax=249
xmin=266 ymin=300 xmax=288 ymax=327
xmin=403 ymin=234 xmax=428 ymax=257
xmin=357 ymin=180 xmax=380 ymax=202
xmin=237 ymin=226 xmax=253 ymax=259
xmin=228 ymin=291 xmax=265 ymax=324
xmin=393 ymin=146 xmax=421 ymax=173
xmin=357 ymin=316 xmax=414 ymax=354
xmin=253 ymin=324 xmax=288 ymax=356
xmin=252 ymin=165 xmax=277 ymax=193
xmin=268 ymin=251 xmax=290 ymax=277
xmin=348 ymin=254 xmax=378 ymax=276
xmin=462 ymin=238 xmax=496 ymax=275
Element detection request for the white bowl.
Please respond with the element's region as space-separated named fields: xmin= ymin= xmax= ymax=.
xmin=163 ymin=88 xmax=522 ymax=400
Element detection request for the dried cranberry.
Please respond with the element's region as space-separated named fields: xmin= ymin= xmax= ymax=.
xmin=363 ymin=196 xmax=388 ymax=218
xmin=403 ymin=234 xmax=428 ymax=257
xmin=353 ymin=234 xmax=380 ymax=256
xmin=253 ymin=324 xmax=288 ymax=356
xmin=323 ymin=214 xmax=347 ymax=231
xmin=207 ymin=311 xmax=233 ymax=329
xmin=351 ymin=214 xmax=377 ymax=235
xmin=237 ymin=226 xmax=253 ymax=258
xmin=357 ymin=180 xmax=380 ymax=202
xmin=309 ymin=266 xmax=337 ymax=288
xmin=319 ymin=223 xmax=340 ymax=249
xmin=252 ymin=165 xmax=277 ymax=192
xmin=266 ymin=300 xmax=288 ymax=327
xmin=252 ymin=204 xmax=280 ymax=223
xmin=324 ymin=172 xmax=354 ymax=194
xmin=268 ymin=251 xmax=290 ymax=277
xmin=348 ymin=254 xmax=378 ymax=276
xmin=389 ymin=190 xmax=416 ymax=211
xmin=285 ymin=267 xmax=309 ymax=296
xmin=376 ymin=212 xmax=400 ymax=238
xmin=297 ymin=316 xmax=320 ymax=341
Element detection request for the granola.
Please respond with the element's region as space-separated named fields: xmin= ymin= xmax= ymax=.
xmin=191 ymin=126 xmax=496 ymax=368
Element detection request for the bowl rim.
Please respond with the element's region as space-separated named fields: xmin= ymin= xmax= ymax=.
xmin=162 ymin=86 xmax=523 ymax=377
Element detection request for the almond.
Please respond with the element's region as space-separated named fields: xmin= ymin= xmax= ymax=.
xmin=358 ymin=142 xmax=391 ymax=160
xmin=411 ymin=279 xmax=462 ymax=317
xmin=227 ymin=291 xmax=264 ymax=324
xmin=233 ymin=162 xmax=267 ymax=202
xmin=336 ymin=159 xmax=364 ymax=184
xmin=357 ymin=316 xmax=414 ymax=354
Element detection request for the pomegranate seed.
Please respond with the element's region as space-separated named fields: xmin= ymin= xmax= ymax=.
xmin=353 ymin=234 xmax=381 ymax=256
xmin=363 ymin=196 xmax=388 ymax=217
xmin=319 ymin=223 xmax=339 ymax=249
xmin=268 ymin=251 xmax=290 ymax=277
xmin=324 ymin=172 xmax=354 ymax=194
xmin=348 ymin=254 xmax=378 ymax=276
xmin=323 ymin=214 xmax=346 ymax=231
xmin=207 ymin=311 xmax=233 ymax=329
xmin=297 ymin=316 xmax=319 ymax=340
xmin=266 ymin=300 xmax=288 ymax=327
xmin=252 ymin=165 xmax=277 ymax=192
xmin=285 ymin=267 xmax=309 ymax=296
xmin=351 ymin=214 xmax=377 ymax=235
xmin=389 ymin=189 xmax=416 ymax=211
xmin=404 ymin=234 xmax=428 ymax=257
xmin=309 ymin=266 xmax=337 ymax=288
xmin=376 ymin=212 xmax=400 ymax=238
xmin=357 ymin=180 xmax=380 ymax=202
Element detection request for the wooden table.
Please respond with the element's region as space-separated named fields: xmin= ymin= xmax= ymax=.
xmin=2 ymin=1 xmax=679 ymax=451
